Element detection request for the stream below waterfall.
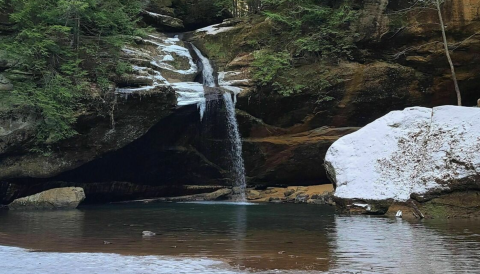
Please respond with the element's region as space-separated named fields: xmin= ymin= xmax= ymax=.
xmin=2 ymin=203 xmax=480 ymax=273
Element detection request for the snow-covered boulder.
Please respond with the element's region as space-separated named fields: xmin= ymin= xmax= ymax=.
xmin=325 ymin=106 xmax=480 ymax=204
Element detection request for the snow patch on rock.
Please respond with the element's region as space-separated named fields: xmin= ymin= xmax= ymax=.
xmin=196 ymin=23 xmax=235 ymax=35
xmin=116 ymin=34 xmax=203 ymax=114
xmin=172 ymin=82 xmax=206 ymax=119
xmin=218 ymin=71 xmax=250 ymax=87
xmin=143 ymin=11 xmax=171 ymax=20
xmin=325 ymin=106 xmax=480 ymax=201
xmin=149 ymin=43 xmax=198 ymax=76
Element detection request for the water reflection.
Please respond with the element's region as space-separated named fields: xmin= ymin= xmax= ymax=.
xmin=329 ymin=215 xmax=480 ymax=273
xmin=0 ymin=210 xmax=85 ymax=250
xmin=233 ymin=205 xmax=247 ymax=269
xmin=0 ymin=203 xmax=334 ymax=271
xmin=0 ymin=204 xmax=480 ymax=273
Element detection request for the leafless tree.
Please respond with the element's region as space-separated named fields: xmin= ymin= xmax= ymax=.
xmin=434 ymin=0 xmax=461 ymax=106
xmin=231 ymin=0 xmax=262 ymax=17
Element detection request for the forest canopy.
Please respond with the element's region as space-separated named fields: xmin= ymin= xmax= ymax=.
xmin=0 ymin=0 xmax=358 ymax=147
xmin=0 ymin=0 xmax=144 ymax=147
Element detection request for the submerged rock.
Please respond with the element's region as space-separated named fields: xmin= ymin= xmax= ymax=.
xmin=8 ymin=187 xmax=86 ymax=210
xmin=325 ymin=106 xmax=480 ymax=214
xmin=142 ymin=231 xmax=156 ymax=237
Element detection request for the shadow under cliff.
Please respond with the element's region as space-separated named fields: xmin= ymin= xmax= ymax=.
xmin=1 ymin=101 xmax=235 ymax=204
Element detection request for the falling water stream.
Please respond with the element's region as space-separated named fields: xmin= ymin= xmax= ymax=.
xmin=191 ymin=44 xmax=247 ymax=202
xmin=191 ymin=45 xmax=215 ymax=87
xmin=222 ymin=93 xmax=247 ymax=201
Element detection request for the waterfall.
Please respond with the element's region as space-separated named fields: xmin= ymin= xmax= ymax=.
xmin=191 ymin=45 xmax=215 ymax=87
xmin=223 ymin=93 xmax=247 ymax=202
xmin=192 ymin=44 xmax=247 ymax=202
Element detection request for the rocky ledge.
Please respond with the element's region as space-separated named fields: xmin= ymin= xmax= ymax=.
xmin=123 ymin=185 xmax=335 ymax=205
xmin=325 ymin=105 xmax=480 ymax=218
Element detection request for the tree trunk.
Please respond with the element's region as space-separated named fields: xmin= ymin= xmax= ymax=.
xmin=435 ymin=0 xmax=462 ymax=106
xmin=74 ymin=16 xmax=80 ymax=51
xmin=233 ymin=0 xmax=237 ymax=17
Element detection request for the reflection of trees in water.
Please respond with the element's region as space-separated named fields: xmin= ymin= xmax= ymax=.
xmin=329 ymin=215 xmax=480 ymax=273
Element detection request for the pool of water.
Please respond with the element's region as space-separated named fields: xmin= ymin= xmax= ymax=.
xmin=0 ymin=202 xmax=479 ymax=273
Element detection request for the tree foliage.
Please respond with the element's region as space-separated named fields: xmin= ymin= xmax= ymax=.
xmin=249 ymin=0 xmax=358 ymax=96
xmin=0 ymin=0 xmax=144 ymax=147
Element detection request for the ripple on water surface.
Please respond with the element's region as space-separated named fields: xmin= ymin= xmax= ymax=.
xmin=179 ymin=201 xmax=259 ymax=206
xmin=1 ymin=203 xmax=480 ymax=273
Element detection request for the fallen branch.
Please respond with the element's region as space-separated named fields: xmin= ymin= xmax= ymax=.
xmin=410 ymin=201 xmax=425 ymax=219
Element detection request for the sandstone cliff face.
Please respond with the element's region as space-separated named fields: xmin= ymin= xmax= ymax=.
xmin=0 ymin=30 xmax=228 ymax=204
xmin=189 ymin=0 xmax=480 ymax=189
xmin=0 ymin=89 xmax=176 ymax=181
xmin=1 ymin=0 xmax=480 ymax=204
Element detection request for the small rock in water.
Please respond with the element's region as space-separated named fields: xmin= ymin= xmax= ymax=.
xmin=278 ymin=251 xmax=286 ymax=254
xmin=103 ymin=241 xmax=112 ymax=245
xmin=396 ymin=210 xmax=403 ymax=218
xmin=142 ymin=231 xmax=156 ymax=237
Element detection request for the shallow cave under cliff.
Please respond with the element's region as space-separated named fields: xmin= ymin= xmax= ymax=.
xmin=1 ymin=99 xmax=237 ymax=204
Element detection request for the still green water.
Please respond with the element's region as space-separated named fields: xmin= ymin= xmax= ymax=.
xmin=0 ymin=202 xmax=479 ymax=273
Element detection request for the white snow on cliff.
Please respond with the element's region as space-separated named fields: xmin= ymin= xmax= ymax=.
xmin=116 ymin=34 xmax=204 ymax=113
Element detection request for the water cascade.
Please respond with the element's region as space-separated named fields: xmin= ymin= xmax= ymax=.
xmin=192 ymin=44 xmax=247 ymax=202
xmin=222 ymin=93 xmax=247 ymax=202
xmin=116 ymin=34 xmax=247 ymax=202
xmin=191 ymin=45 xmax=215 ymax=87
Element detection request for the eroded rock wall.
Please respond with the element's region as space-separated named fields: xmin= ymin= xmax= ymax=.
xmin=191 ymin=0 xmax=480 ymax=188
xmin=2 ymin=0 xmax=480 ymax=204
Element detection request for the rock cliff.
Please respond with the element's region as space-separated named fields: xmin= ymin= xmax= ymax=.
xmin=1 ymin=0 xmax=480 ymax=205
xmin=190 ymin=0 xmax=480 ymax=187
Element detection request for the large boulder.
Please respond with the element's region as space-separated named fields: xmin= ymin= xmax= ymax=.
xmin=325 ymin=106 xmax=480 ymax=210
xmin=8 ymin=187 xmax=86 ymax=210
